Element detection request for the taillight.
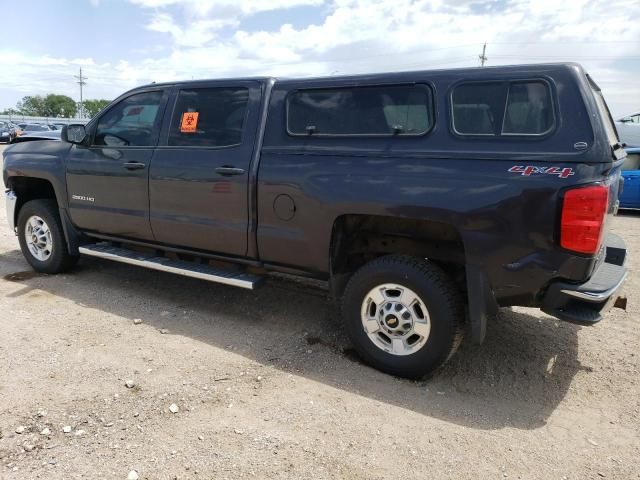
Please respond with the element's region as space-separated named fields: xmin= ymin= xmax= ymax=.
xmin=560 ymin=184 xmax=609 ymax=255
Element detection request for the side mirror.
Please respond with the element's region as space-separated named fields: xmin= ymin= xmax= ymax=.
xmin=62 ymin=124 xmax=87 ymax=144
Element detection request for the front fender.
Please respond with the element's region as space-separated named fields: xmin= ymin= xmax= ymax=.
xmin=3 ymin=140 xmax=72 ymax=209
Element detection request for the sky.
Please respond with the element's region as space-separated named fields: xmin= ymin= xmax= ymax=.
xmin=0 ymin=0 xmax=639 ymax=117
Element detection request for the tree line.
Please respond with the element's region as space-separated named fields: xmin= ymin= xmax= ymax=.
xmin=1 ymin=94 xmax=111 ymax=118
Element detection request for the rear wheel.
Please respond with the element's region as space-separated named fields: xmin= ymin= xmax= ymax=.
xmin=342 ymin=255 xmax=464 ymax=379
xmin=17 ymin=199 xmax=78 ymax=274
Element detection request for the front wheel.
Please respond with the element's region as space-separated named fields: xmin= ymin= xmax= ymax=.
xmin=17 ymin=199 xmax=78 ymax=274
xmin=342 ymin=255 xmax=464 ymax=379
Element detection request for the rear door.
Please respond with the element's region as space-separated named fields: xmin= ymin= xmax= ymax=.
xmin=148 ymin=81 xmax=263 ymax=256
xmin=66 ymin=89 xmax=168 ymax=240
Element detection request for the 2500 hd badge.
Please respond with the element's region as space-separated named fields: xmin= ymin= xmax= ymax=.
xmin=71 ymin=194 xmax=95 ymax=202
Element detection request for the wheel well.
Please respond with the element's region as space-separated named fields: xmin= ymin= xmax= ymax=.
xmin=8 ymin=177 xmax=58 ymax=224
xmin=329 ymin=214 xmax=466 ymax=296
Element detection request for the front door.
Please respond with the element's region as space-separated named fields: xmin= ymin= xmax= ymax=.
xmin=149 ymin=82 xmax=262 ymax=256
xmin=66 ymin=89 xmax=168 ymax=240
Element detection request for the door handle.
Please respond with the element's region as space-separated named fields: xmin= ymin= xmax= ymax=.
xmin=123 ymin=162 xmax=146 ymax=170
xmin=215 ymin=166 xmax=245 ymax=176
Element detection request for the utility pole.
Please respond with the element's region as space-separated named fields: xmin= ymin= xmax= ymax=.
xmin=74 ymin=67 xmax=88 ymax=118
xmin=479 ymin=42 xmax=488 ymax=67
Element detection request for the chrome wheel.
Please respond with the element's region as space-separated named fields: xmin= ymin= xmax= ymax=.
xmin=24 ymin=215 xmax=53 ymax=261
xmin=360 ymin=283 xmax=431 ymax=356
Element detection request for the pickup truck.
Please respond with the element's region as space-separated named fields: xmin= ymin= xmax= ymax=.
xmin=2 ymin=63 xmax=628 ymax=378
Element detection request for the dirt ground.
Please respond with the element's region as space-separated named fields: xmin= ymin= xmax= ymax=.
xmin=0 ymin=144 xmax=638 ymax=479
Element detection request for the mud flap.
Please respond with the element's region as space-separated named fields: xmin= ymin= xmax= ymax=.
xmin=466 ymin=264 xmax=497 ymax=344
xmin=59 ymin=207 xmax=83 ymax=256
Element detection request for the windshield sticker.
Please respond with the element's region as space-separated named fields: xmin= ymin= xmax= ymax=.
xmin=180 ymin=112 xmax=199 ymax=133
xmin=508 ymin=166 xmax=575 ymax=178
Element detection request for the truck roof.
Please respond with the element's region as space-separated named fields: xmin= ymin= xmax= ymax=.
xmin=137 ymin=63 xmax=584 ymax=90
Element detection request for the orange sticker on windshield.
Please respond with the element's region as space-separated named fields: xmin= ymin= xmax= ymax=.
xmin=180 ymin=112 xmax=199 ymax=133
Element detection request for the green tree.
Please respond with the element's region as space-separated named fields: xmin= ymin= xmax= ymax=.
xmin=16 ymin=94 xmax=77 ymax=117
xmin=43 ymin=94 xmax=77 ymax=117
xmin=17 ymin=95 xmax=46 ymax=116
xmin=82 ymin=99 xmax=111 ymax=118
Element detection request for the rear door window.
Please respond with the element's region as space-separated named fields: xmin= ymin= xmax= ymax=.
xmin=287 ymin=84 xmax=434 ymax=136
xmin=622 ymin=152 xmax=640 ymax=171
xmin=168 ymin=87 xmax=249 ymax=147
xmin=451 ymin=80 xmax=555 ymax=136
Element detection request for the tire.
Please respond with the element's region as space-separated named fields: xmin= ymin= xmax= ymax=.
xmin=17 ymin=199 xmax=78 ymax=274
xmin=342 ymin=255 xmax=464 ymax=379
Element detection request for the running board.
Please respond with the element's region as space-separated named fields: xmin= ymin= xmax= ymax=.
xmin=79 ymin=243 xmax=261 ymax=290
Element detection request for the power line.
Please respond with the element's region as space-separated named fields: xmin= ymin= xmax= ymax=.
xmin=492 ymin=55 xmax=640 ymax=60
xmin=74 ymin=68 xmax=88 ymax=118
xmin=490 ymin=40 xmax=640 ymax=45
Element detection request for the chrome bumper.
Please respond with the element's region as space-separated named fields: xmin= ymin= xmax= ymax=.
xmin=541 ymin=233 xmax=627 ymax=326
xmin=560 ymin=270 xmax=628 ymax=303
xmin=5 ymin=190 xmax=17 ymax=234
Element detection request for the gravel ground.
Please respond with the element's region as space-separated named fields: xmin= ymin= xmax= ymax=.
xmin=0 ymin=144 xmax=638 ymax=479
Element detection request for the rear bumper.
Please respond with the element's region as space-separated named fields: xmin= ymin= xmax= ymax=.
xmin=541 ymin=233 xmax=627 ymax=325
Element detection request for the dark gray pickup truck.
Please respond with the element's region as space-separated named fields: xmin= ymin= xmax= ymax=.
xmin=3 ymin=63 xmax=628 ymax=378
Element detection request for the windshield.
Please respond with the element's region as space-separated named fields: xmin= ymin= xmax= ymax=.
xmin=24 ymin=124 xmax=48 ymax=131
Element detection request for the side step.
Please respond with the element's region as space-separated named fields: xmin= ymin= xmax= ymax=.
xmin=79 ymin=242 xmax=262 ymax=290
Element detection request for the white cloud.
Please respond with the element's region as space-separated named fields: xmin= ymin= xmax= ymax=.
xmin=2 ymin=0 xmax=640 ymax=116
xmin=147 ymin=12 xmax=238 ymax=46
xmin=130 ymin=0 xmax=324 ymax=16
xmin=117 ymin=0 xmax=640 ymax=115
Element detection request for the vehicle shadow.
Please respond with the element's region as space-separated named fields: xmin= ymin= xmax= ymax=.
xmin=0 ymin=252 xmax=589 ymax=431
xmin=617 ymin=209 xmax=640 ymax=217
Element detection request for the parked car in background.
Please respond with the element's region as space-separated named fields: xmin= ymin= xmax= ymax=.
xmin=13 ymin=124 xmax=24 ymax=137
xmin=0 ymin=121 xmax=17 ymax=143
xmin=20 ymin=123 xmax=54 ymax=133
xmin=616 ymin=112 xmax=640 ymax=147
xmin=11 ymin=129 xmax=61 ymax=143
xmin=620 ymin=112 xmax=640 ymax=124
xmin=619 ymin=147 xmax=640 ymax=209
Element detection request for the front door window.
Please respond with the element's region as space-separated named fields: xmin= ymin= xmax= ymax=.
xmin=94 ymin=91 xmax=163 ymax=147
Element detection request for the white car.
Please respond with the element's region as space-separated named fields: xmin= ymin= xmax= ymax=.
xmin=616 ymin=112 xmax=640 ymax=147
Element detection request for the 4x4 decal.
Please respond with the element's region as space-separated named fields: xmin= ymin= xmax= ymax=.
xmin=508 ymin=166 xmax=575 ymax=178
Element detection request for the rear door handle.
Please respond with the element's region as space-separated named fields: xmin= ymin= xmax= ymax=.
xmin=123 ymin=162 xmax=146 ymax=170
xmin=215 ymin=166 xmax=245 ymax=176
